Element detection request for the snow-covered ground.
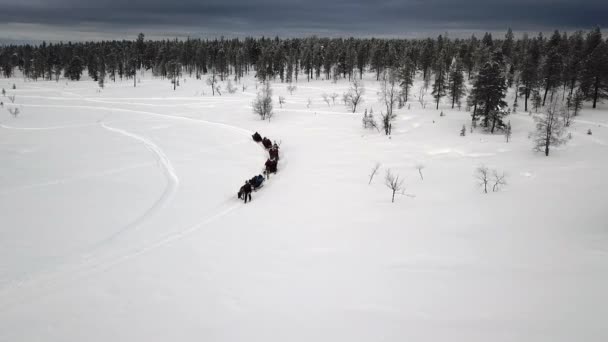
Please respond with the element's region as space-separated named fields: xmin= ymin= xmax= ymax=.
xmin=1 ymin=73 xmax=607 ymax=341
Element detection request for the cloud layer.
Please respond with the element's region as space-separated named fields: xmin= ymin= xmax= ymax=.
xmin=0 ymin=0 xmax=606 ymax=41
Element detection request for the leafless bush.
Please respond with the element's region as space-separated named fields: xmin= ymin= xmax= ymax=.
xmin=287 ymin=84 xmax=297 ymax=95
xmin=343 ymin=78 xmax=365 ymax=113
xmin=226 ymin=79 xmax=237 ymax=94
xmin=8 ymin=107 xmax=20 ymax=117
xmin=476 ymin=165 xmax=490 ymax=194
xmin=385 ymin=169 xmax=405 ymax=203
xmin=252 ymin=81 xmax=273 ymax=121
xmin=278 ymin=95 xmax=285 ymax=108
xmin=8 ymin=95 xmax=15 ymax=103
xmin=362 ymin=109 xmax=379 ymax=131
xmin=330 ymin=93 xmax=339 ymax=105
xmin=322 ymin=93 xmax=330 ymax=106
xmin=206 ymin=73 xmax=218 ymax=96
xmin=369 ymin=163 xmax=381 ymax=184
xmin=415 ymin=164 xmax=425 ymax=181
xmin=492 ymin=170 xmax=507 ymax=192
xmin=476 ymin=166 xmax=507 ymax=193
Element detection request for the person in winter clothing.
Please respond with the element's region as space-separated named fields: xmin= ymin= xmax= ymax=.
xmin=241 ymin=180 xmax=252 ymax=203
xmin=264 ymin=158 xmax=277 ymax=178
xmin=269 ymin=144 xmax=279 ymax=160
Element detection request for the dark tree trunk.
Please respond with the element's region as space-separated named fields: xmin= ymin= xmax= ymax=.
xmin=592 ymin=76 xmax=599 ymax=108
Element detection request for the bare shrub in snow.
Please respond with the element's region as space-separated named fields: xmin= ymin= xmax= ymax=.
xmin=418 ymin=88 xmax=427 ymax=108
xmin=8 ymin=95 xmax=15 ymax=103
xmin=226 ymin=80 xmax=237 ymax=94
xmin=492 ymin=170 xmax=507 ymax=192
xmin=369 ymin=163 xmax=381 ymax=184
xmin=362 ymin=109 xmax=379 ymax=131
xmin=278 ymin=96 xmax=285 ymax=108
xmin=560 ymin=105 xmax=572 ymax=127
xmin=380 ymin=111 xmax=396 ymax=135
xmin=505 ymin=121 xmax=512 ymax=142
xmin=1 ymin=88 xmax=5 ymax=96
xmin=8 ymin=107 xmax=20 ymax=117
xmin=287 ymin=84 xmax=297 ymax=95
xmin=322 ymin=93 xmax=330 ymax=106
xmin=343 ymin=78 xmax=365 ymax=113
xmin=460 ymin=125 xmax=466 ymax=136
xmin=415 ymin=164 xmax=425 ymax=181
xmin=330 ymin=93 xmax=339 ymax=105
xmin=379 ymin=69 xmax=398 ymax=120
xmin=476 ymin=165 xmax=490 ymax=194
xmin=252 ymin=81 xmax=273 ymax=121
xmin=385 ymin=169 xmax=405 ymax=203
xmin=306 ymin=98 xmax=312 ymax=108
xmin=206 ymin=73 xmax=218 ymax=96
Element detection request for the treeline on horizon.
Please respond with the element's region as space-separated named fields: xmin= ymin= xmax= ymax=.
xmin=0 ymin=27 xmax=607 ymax=110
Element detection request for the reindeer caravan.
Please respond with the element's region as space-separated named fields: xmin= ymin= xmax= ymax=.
xmin=237 ymin=132 xmax=281 ymax=203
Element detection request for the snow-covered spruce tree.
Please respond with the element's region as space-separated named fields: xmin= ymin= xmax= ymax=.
xmin=448 ymin=58 xmax=466 ymax=109
xmin=567 ymin=89 xmax=584 ymax=116
xmin=470 ymin=52 xmax=509 ymax=133
xmin=252 ymin=81 xmax=273 ymax=121
xmin=166 ymin=61 xmax=181 ymax=90
xmin=532 ymin=90 xmax=542 ymax=113
xmin=579 ymin=28 xmax=608 ymax=108
xmin=344 ymin=78 xmax=365 ymax=113
xmin=431 ymin=61 xmax=447 ymax=110
xmin=540 ymin=31 xmax=564 ymax=106
xmin=65 ymin=56 xmax=84 ymax=81
xmin=533 ymin=100 xmax=567 ymax=156
xmin=398 ymin=56 xmax=415 ymax=106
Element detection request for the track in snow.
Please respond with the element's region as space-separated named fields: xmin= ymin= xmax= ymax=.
xmin=96 ymin=122 xmax=179 ymax=244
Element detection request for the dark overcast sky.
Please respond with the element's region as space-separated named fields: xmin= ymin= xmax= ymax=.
xmin=0 ymin=0 xmax=606 ymax=41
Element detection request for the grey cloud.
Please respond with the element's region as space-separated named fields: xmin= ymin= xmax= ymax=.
xmin=0 ymin=0 xmax=606 ymax=41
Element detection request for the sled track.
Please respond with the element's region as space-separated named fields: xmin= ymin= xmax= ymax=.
xmin=0 ymin=106 xmax=262 ymax=311
xmin=16 ymin=102 xmax=253 ymax=136
xmin=98 ymin=122 xmax=179 ymax=244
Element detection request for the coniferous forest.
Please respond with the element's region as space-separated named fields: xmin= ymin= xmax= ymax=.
xmin=1 ymin=28 xmax=607 ymax=116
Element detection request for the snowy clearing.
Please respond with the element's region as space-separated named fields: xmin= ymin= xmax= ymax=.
xmin=1 ymin=73 xmax=607 ymax=342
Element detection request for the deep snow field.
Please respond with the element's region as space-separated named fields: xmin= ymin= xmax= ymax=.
xmin=0 ymin=72 xmax=607 ymax=341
